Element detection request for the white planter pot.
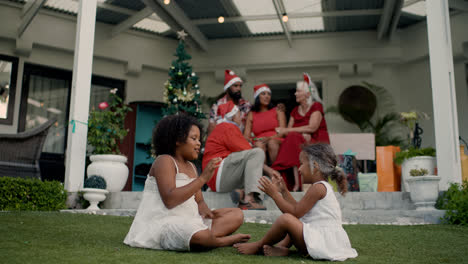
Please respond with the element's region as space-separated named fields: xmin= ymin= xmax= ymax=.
xmin=406 ymin=175 xmax=440 ymax=210
xmin=81 ymin=188 xmax=109 ymax=210
xmin=401 ymin=156 xmax=436 ymax=192
xmin=87 ymin=154 xmax=129 ymax=192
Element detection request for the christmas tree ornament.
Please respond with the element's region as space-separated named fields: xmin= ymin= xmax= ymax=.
xmin=191 ymin=72 xmax=196 ymax=77
xmin=178 ymin=70 xmax=183 ymax=76
xmin=176 ymin=30 xmax=188 ymax=40
xmin=183 ymin=89 xmax=187 ymax=96
xmin=168 ymin=84 xmax=173 ymax=90
xmin=196 ymin=90 xmax=200 ymax=95
xmin=195 ymin=84 xmax=199 ymax=88
xmin=173 ymin=98 xmax=178 ymax=103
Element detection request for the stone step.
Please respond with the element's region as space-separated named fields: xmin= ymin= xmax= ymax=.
xmin=242 ymin=209 xmax=445 ymax=225
xmin=102 ymin=191 xmax=416 ymax=211
xmin=61 ymin=208 xmax=445 ymax=225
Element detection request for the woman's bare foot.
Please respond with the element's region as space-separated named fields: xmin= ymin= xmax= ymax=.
xmin=234 ymin=241 xmax=262 ymax=255
xmin=263 ymin=245 xmax=289 ymax=256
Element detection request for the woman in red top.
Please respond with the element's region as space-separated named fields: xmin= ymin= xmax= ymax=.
xmin=272 ymin=73 xmax=330 ymax=191
xmin=244 ymin=84 xmax=287 ymax=164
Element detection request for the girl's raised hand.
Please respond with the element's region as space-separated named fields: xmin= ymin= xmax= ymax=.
xmin=200 ymin=157 xmax=222 ymax=183
xmin=258 ymin=176 xmax=280 ymax=198
xmin=272 ymin=173 xmax=286 ymax=193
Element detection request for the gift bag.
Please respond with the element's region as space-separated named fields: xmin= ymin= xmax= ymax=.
xmin=358 ymin=172 xmax=378 ymax=192
xmin=338 ymin=154 xmax=360 ymax=192
xmin=376 ymin=146 xmax=401 ymax=192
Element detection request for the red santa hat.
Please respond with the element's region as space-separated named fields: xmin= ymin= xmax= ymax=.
xmin=303 ymin=72 xmax=322 ymax=103
xmin=253 ymin=83 xmax=271 ymax=99
xmin=216 ymin=101 xmax=239 ymax=124
xmin=224 ymin=69 xmax=242 ymax=91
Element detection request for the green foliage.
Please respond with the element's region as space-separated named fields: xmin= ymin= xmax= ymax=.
xmin=436 ymin=180 xmax=468 ymax=226
xmin=394 ymin=147 xmax=436 ymax=165
xmin=365 ymin=112 xmax=405 ymax=146
xmin=326 ymin=82 xmax=404 ymax=146
xmin=83 ymin=175 xmax=107 ymax=189
xmin=409 ymin=168 xmax=429 ymax=176
xmin=87 ymin=89 xmax=132 ymax=154
xmin=163 ymin=40 xmax=204 ymax=120
xmin=0 ymin=177 xmax=67 ymax=211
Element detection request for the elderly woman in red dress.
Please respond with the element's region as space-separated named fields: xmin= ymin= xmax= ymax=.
xmin=243 ymin=84 xmax=287 ymax=164
xmin=272 ymin=73 xmax=330 ymax=191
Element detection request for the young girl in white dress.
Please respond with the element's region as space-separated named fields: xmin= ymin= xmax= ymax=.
xmin=235 ymin=143 xmax=358 ymax=261
xmin=124 ymin=114 xmax=250 ymax=251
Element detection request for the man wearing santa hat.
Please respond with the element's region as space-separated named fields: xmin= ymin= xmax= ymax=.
xmin=207 ymin=69 xmax=251 ymax=136
xmin=203 ymin=101 xmax=280 ymax=210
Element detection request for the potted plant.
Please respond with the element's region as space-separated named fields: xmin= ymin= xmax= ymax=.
xmin=81 ymin=175 xmax=109 ymax=210
xmin=86 ymin=88 xmax=132 ymax=192
xmin=396 ymin=111 xmax=436 ymax=192
xmin=406 ymin=168 xmax=440 ymax=210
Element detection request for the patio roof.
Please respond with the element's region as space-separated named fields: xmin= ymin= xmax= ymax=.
xmin=12 ymin=0 xmax=433 ymax=49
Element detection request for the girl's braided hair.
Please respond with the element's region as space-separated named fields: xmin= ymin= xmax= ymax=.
xmin=301 ymin=143 xmax=348 ymax=195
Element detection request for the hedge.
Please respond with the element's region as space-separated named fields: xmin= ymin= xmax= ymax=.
xmin=0 ymin=177 xmax=67 ymax=211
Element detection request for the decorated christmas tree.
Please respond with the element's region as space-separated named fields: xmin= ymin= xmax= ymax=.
xmin=163 ymin=30 xmax=204 ymax=120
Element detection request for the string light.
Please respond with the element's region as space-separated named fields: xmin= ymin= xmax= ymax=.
xmin=282 ymin=13 xmax=288 ymax=22
xmin=218 ymin=16 xmax=225 ymax=23
xmin=164 ymin=0 xmax=170 ymax=5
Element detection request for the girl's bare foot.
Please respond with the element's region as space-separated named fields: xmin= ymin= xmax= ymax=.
xmin=263 ymin=245 xmax=290 ymax=256
xmin=234 ymin=241 xmax=262 ymax=255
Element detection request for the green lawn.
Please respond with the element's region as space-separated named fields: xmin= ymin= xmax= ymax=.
xmin=1 ymin=212 xmax=467 ymax=264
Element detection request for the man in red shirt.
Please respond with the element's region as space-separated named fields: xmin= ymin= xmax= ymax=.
xmin=202 ymin=101 xmax=280 ymax=210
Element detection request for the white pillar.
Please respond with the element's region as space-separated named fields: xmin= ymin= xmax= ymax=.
xmin=64 ymin=0 xmax=97 ymax=192
xmin=426 ymin=0 xmax=462 ymax=190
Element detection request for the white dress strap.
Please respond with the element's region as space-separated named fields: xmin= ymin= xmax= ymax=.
xmin=155 ymin=155 xmax=180 ymax=174
xmin=167 ymin=155 xmax=179 ymax=174
xmin=189 ymin=162 xmax=198 ymax=176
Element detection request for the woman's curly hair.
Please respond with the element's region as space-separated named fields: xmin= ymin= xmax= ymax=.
xmin=152 ymin=114 xmax=203 ymax=156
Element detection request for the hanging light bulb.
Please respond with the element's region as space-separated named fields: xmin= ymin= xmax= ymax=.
xmin=218 ymin=16 xmax=225 ymax=23
xmin=282 ymin=13 xmax=288 ymax=22
xmin=164 ymin=0 xmax=170 ymax=5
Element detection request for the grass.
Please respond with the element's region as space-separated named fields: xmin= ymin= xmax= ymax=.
xmin=1 ymin=212 xmax=468 ymax=264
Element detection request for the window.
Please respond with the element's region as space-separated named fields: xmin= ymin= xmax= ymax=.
xmin=0 ymin=54 xmax=19 ymax=125
xmin=19 ymin=63 xmax=125 ymax=181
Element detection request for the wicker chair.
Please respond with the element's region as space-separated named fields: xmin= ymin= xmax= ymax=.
xmin=0 ymin=119 xmax=56 ymax=179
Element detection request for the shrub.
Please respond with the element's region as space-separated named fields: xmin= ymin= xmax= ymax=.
xmin=409 ymin=168 xmax=429 ymax=176
xmin=436 ymin=180 xmax=468 ymax=226
xmin=83 ymin=175 xmax=107 ymax=189
xmin=0 ymin=177 xmax=67 ymax=211
xmin=394 ymin=147 xmax=436 ymax=165
xmin=87 ymin=88 xmax=132 ymax=154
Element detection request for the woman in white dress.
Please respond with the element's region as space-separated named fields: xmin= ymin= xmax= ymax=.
xmin=235 ymin=143 xmax=358 ymax=261
xmin=124 ymin=114 xmax=250 ymax=251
